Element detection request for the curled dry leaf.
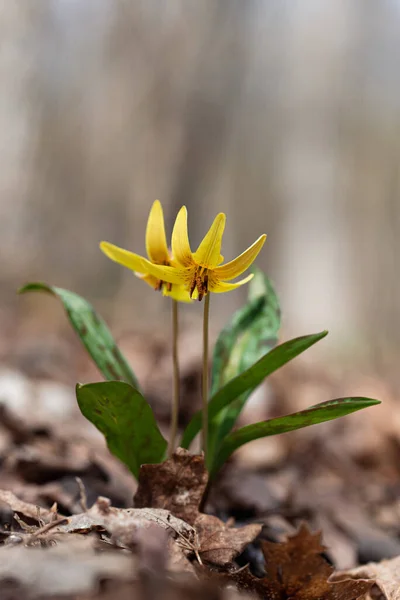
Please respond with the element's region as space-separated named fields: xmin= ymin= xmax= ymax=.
xmin=134 ymin=448 xmax=208 ymax=525
xmin=0 ymin=488 xmax=54 ymax=522
xmin=333 ymin=555 xmax=400 ymax=600
xmin=59 ymin=497 xmax=196 ymax=573
xmin=195 ymin=513 xmax=261 ymax=566
xmin=134 ymin=449 xmax=262 ymax=566
xmin=221 ymin=525 xmax=371 ymax=600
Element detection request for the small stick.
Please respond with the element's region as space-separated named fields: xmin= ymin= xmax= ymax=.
xmin=75 ymin=476 xmax=88 ymax=512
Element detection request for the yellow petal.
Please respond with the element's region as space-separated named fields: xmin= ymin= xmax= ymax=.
xmin=135 ymin=272 xmax=160 ymax=289
xmin=100 ymin=242 xmax=148 ymax=273
xmin=144 ymin=261 xmax=188 ymax=285
xmin=163 ymin=284 xmax=193 ymax=303
xmin=171 ymin=206 xmax=193 ymax=267
xmin=213 ymin=234 xmax=266 ymax=281
xmin=145 ymin=200 xmax=169 ymax=264
xmin=193 ymin=213 xmax=226 ymax=269
xmin=209 ymin=273 xmax=254 ymax=293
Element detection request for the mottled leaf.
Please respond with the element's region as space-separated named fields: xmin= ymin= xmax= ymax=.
xmin=76 ymin=381 xmax=167 ymax=478
xmin=211 ymin=397 xmax=381 ymax=477
xmin=19 ymin=283 xmax=139 ymax=389
xmin=181 ymin=331 xmax=328 ymax=453
xmin=209 ymin=269 xmax=280 ymax=459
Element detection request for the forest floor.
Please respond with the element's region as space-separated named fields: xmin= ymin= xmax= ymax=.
xmin=0 ymin=320 xmax=399 ymax=599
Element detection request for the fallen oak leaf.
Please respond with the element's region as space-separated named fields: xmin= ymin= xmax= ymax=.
xmin=219 ymin=525 xmax=371 ymax=600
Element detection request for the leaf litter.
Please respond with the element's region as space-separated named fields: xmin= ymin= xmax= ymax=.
xmin=2 ymin=328 xmax=400 ymax=598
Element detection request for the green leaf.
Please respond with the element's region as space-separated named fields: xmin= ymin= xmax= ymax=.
xmin=18 ymin=283 xmax=139 ymax=390
xmin=209 ymin=269 xmax=281 ymax=458
xmin=210 ymin=397 xmax=381 ymax=478
xmin=76 ymin=381 xmax=167 ymax=478
xmin=181 ymin=330 xmax=328 ymax=451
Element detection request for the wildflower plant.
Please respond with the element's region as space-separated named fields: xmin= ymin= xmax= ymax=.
xmin=19 ymin=201 xmax=380 ymax=480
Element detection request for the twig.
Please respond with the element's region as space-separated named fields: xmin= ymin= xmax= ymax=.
xmin=75 ymin=477 xmax=88 ymax=512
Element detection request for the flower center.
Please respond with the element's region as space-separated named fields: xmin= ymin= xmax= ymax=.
xmin=189 ymin=266 xmax=209 ymax=301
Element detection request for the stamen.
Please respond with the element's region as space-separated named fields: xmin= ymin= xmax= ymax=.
xmin=189 ymin=278 xmax=197 ymax=298
xmin=189 ymin=267 xmax=209 ymax=301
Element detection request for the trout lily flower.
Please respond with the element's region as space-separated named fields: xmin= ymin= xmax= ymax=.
xmin=100 ymin=200 xmax=191 ymax=302
xmin=143 ymin=207 xmax=267 ymax=300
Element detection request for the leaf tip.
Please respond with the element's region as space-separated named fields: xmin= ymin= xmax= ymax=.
xmin=364 ymin=397 xmax=381 ymax=406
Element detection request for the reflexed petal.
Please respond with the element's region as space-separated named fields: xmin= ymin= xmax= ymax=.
xmin=144 ymin=261 xmax=187 ymax=285
xmin=145 ymin=200 xmax=169 ymax=264
xmin=163 ymin=284 xmax=192 ymax=303
xmin=213 ymin=234 xmax=266 ymax=281
xmin=209 ymin=273 xmax=254 ymax=293
xmin=171 ymin=206 xmax=193 ymax=267
xmin=193 ymin=213 xmax=226 ymax=269
xmin=100 ymin=242 xmax=148 ymax=273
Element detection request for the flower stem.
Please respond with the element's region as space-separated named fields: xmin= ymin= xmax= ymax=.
xmin=202 ymin=292 xmax=210 ymax=462
xmin=168 ymin=299 xmax=180 ymax=458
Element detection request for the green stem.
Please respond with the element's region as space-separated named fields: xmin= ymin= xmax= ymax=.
xmin=202 ymin=292 xmax=210 ymax=462
xmin=168 ymin=299 xmax=180 ymax=457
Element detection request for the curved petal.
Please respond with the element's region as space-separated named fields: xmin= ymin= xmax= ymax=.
xmin=146 ymin=200 xmax=169 ymax=264
xmin=213 ymin=234 xmax=266 ymax=281
xmin=193 ymin=213 xmax=226 ymax=269
xmin=144 ymin=261 xmax=188 ymax=285
xmin=100 ymin=242 xmax=148 ymax=273
xmin=171 ymin=206 xmax=193 ymax=267
xmin=163 ymin=284 xmax=193 ymax=303
xmin=209 ymin=273 xmax=254 ymax=293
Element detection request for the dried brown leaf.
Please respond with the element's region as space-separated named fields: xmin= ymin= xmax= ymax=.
xmin=134 ymin=450 xmax=261 ymax=567
xmin=224 ymin=525 xmax=371 ymax=600
xmin=195 ymin=513 xmax=261 ymax=566
xmin=134 ymin=448 xmax=208 ymax=525
xmin=0 ymin=488 xmax=53 ymax=521
xmin=333 ymin=555 xmax=400 ymax=600
xmin=59 ymin=498 xmax=197 ymax=573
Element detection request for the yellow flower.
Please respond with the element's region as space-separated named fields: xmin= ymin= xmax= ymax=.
xmin=100 ymin=200 xmax=191 ymax=302
xmin=141 ymin=207 xmax=267 ymax=300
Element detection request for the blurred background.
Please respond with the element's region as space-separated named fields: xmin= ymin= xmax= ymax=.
xmin=1 ymin=4 xmax=400 ymax=569
xmin=1 ymin=0 xmax=400 ymax=369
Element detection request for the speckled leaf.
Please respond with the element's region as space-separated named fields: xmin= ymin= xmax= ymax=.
xmin=209 ymin=269 xmax=280 ymax=458
xmin=211 ymin=268 xmax=280 ymax=395
xmin=18 ymin=283 xmax=139 ymax=390
xmin=76 ymin=381 xmax=167 ymax=478
xmin=180 ymin=331 xmax=328 ymax=454
xmin=210 ymin=397 xmax=381 ymax=478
